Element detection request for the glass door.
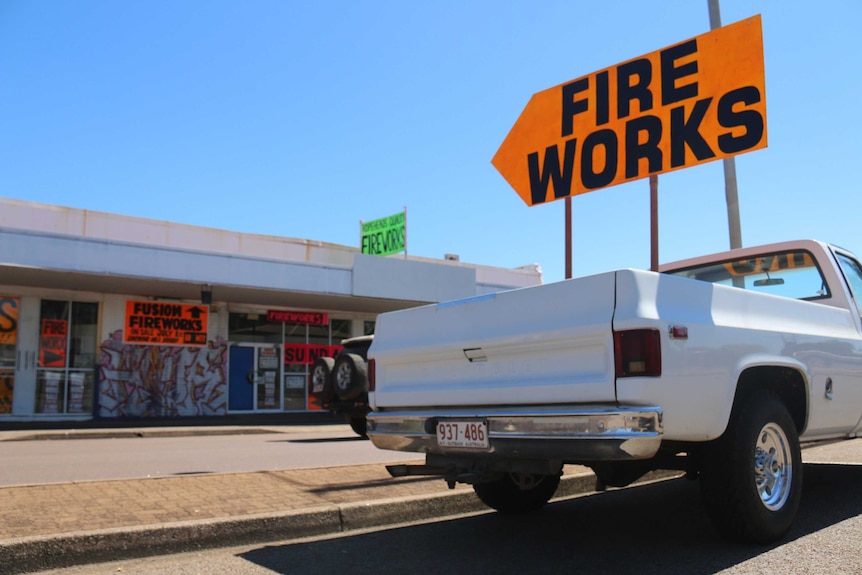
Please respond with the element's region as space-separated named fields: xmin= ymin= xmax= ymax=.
xmin=35 ymin=300 xmax=99 ymax=415
xmin=255 ymin=346 xmax=281 ymax=411
xmin=228 ymin=343 xmax=281 ymax=412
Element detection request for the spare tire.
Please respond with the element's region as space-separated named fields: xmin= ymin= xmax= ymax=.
xmin=333 ymin=353 xmax=368 ymax=400
xmin=309 ymin=357 xmax=336 ymax=402
xmin=473 ymin=472 xmax=561 ymax=514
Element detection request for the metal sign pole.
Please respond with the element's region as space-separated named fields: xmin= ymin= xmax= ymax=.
xmin=565 ymin=198 xmax=572 ymax=279
xmin=650 ymin=175 xmax=659 ymax=271
xmin=708 ymin=0 xmax=743 ymax=250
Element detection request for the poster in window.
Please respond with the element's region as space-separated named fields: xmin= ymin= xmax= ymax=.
xmin=0 ymin=371 xmax=13 ymax=414
xmin=123 ymin=301 xmax=208 ymax=346
xmin=68 ymin=372 xmax=85 ymax=413
xmin=39 ymin=319 xmax=67 ymax=367
xmin=284 ymin=374 xmax=306 ymax=389
xmin=258 ymin=348 xmax=279 ymax=370
xmin=42 ymin=371 xmax=61 ymax=414
xmin=283 ymin=343 xmax=341 ymax=365
xmin=0 ymin=297 xmax=19 ymax=345
xmin=264 ymin=370 xmax=276 ymax=407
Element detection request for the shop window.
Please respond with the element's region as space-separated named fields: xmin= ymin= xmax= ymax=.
xmin=284 ymin=322 xmax=312 ymax=411
xmin=228 ymin=313 xmax=282 ymax=344
xmin=256 ymin=347 xmax=281 ymax=410
xmin=332 ymin=319 xmax=351 ymax=342
xmin=227 ymin=311 xmax=372 ymax=412
xmin=283 ymin=321 xmax=306 ymax=344
xmin=0 ymin=296 xmax=19 ymax=414
xmin=364 ymin=321 xmax=375 ymax=336
xmin=308 ymin=323 xmax=329 ymax=346
xmin=283 ymin=318 xmax=352 ymax=411
xmin=36 ymin=300 xmax=99 ymax=415
xmin=308 ymin=320 xmax=349 ymax=346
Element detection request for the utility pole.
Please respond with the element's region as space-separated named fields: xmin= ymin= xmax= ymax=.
xmin=708 ymin=0 xmax=743 ymax=250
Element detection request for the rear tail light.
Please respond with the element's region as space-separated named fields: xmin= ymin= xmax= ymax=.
xmin=368 ymin=358 xmax=376 ymax=392
xmin=614 ymin=329 xmax=661 ymax=377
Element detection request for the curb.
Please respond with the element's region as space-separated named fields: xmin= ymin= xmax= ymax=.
xmin=0 ymin=470 xmax=682 ymax=575
xmin=0 ymin=425 xmax=350 ymax=442
xmin=0 ymin=507 xmax=342 ymax=575
xmin=0 ymin=428 xmax=279 ymax=442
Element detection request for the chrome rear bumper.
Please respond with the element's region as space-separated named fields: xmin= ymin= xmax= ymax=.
xmin=367 ymin=405 xmax=663 ymax=462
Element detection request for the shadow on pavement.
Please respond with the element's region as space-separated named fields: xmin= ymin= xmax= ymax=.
xmin=306 ymin=474 xmax=441 ymax=494
xmin=239 ymin=463 xmax=862 ymax=575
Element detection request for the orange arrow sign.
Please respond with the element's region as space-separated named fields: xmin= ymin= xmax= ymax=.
xmin=492 ymin=15 xmax=767 ymax=207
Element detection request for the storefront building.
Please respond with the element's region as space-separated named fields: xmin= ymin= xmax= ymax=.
xmin=0 ymin=198 xmax=542 ymax=421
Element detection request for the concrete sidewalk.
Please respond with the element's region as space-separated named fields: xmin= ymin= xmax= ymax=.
xmin=0 ymin=426 xmax=673 ymax=575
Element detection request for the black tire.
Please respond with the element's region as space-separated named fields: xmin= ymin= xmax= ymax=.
xmin=309 ymin=357 xmax=336 ymax=402
xmin=473 ymin=472 xmax=561 ymax=514
xmin=333 ymin=353 xmax=368 ymax=400
xmin=348 ymin=416 xmax=368 ymax=439
xmin=590 ymin=461 xmax=652 ymax=488
xmin=700 ymin=389 xmax=803 ymax=543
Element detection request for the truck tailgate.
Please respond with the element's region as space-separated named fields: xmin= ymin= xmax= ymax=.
xmin=369 ymin=272 xmax=617 ymax=409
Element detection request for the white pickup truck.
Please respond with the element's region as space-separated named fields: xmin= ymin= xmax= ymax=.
xmin=366 ymin=239 xmax=862 ymax=543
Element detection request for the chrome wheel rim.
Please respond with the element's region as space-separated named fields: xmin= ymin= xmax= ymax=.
xmin=335 ymin=363 xmax=351 ymax=391
xmin=311 ymin=366 xmax=326 ymax=391
xmin=754 ymin=422 xmax=792 ymax=511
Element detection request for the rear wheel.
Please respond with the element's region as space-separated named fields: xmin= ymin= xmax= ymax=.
xmin=473 ymin=472 xmax=561 ymax=514
xmin=700 ymin=389 xmax=802 ymax=543
xmin=309 ymin=357 xmax=336 ymax=403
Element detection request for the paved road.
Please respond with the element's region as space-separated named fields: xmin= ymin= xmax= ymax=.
xmin=0 ymin=426 xmax=422 ymax=486
xmin=29 ymin=457 xmax=862 ymax=575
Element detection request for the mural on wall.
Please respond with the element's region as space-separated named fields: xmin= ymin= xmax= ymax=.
xmin=99 ymin=331 xmax=228 ymax=418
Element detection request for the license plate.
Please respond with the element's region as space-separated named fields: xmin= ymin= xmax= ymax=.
xmin=436 ymin=420 xmax=489 ymax=449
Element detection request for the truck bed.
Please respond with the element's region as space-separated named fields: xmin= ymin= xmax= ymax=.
xmin=369 ymin=272 xmax=618 ymax=409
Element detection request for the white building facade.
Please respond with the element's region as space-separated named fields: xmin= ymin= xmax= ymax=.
xmin=0 ymin=198 xmax=542 ymax=421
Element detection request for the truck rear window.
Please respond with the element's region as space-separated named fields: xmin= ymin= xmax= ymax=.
xmin=664 ymin=250 xmax=830 ymax=301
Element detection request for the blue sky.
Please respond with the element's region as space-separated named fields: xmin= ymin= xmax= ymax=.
xmin=2 ymin=1 xmax=860 ymax=284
